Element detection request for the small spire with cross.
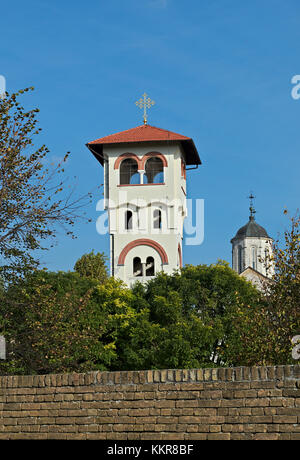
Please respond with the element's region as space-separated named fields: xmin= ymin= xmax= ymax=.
xmin=248 ymin=192 xmax=256 ymax=220
xmin=135 ymin=93 xmax=155 ymax=125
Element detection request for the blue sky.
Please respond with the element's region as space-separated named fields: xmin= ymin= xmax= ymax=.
xmin=1 ymin=0 xmax=299 ymax=272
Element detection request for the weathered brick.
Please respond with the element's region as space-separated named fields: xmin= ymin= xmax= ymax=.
xmin=276 ymin=407 xmax=300 ymax=416
xmin=182 ymin=370 xmax=189 ymax=382
xmin=226 ymin=382 xmax=250 ymax=390
xmin=254 ymin=433 xmax=280 ymax=440
xmin=185 ymin=433 xmax=207 ymax=440
xmin=207 ymin=432 xmax=230 ymax=440
xmin=146 ymin=370 xmax=153 ymax=383
xmin=234 ymin=390 xmax=257 ymax=398
xmin=245 ymin=398 xmax=270 ymax=407
xmin=278 ymin=424 xmax=300 ymax=433
xmin=196 ymin=369 xmax=204 ymax=381
xmin=209 ymin=425 xmax=221 ymax=432
xmin=243 ymin=424 xmax=268 ymax=433
xmin=272 ymin=415 xmax=298 ymax=424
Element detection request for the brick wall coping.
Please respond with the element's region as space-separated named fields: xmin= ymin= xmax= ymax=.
xmin=1 ymin=365 xmax=299 ymax=389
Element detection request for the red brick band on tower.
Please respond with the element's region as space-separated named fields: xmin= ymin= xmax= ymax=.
xmin=114 ymin=153 xmax=142 ymax=170
xmin=114 ymin=151 xmax=168 ymax=170
xmin=118 ymin=239 xmax=169 ymax=266
xmin=140 ymin=152 xmax=168 ymax=169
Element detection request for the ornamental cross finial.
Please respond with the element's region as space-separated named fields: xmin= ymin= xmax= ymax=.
xmin=135 ymin=93 xmax=155 ymax=125
xmin=248 ymin=192 xmax=256 ymax=219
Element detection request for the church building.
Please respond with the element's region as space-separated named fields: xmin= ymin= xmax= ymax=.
xmin=231 ymin=196 xmax=274 ymax=289
xmin=86 ymin=96 xmax=201 ymax=286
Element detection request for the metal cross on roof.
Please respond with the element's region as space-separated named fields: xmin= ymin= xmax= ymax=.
xmin=135 ymin=93 xmax=155 ymax=125
xmin=248 ymin=192 xmax=256 ymax=219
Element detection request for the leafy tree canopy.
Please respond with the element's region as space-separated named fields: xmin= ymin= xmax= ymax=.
xmin=0 ymin=271 xmax=134 ymax=374
xmin=74 ymin=250 xmax=108 ymax=283
xmin=0 ymin=88 xmax=92 ymax=282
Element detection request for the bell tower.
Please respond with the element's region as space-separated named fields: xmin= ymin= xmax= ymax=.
xmin=86 ymin=97 xmax=201 ymax=286
xmin=231 ymin=195 xmax=274 ymax=279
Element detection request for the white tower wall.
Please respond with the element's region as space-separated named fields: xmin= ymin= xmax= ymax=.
xmin=103 ymin=142 xmax=187 ymax=286
xmin=232 ymin=236 xmax=274 ymax=277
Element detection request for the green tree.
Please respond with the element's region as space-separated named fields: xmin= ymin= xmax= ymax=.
xmin=0 ymin=88 xmax=92 ymax=282
xmin=118 ymin=282 xmax=221 ymax=370
xmin=74 ymin=251 xmax=108 ymax=283
xmin=223 ymin=213 xmax=300 ymax=366
xmin=126 ymin=262 xmax=260 ymax=369
xmin=0 ymin=271 xmax=136 ymax=375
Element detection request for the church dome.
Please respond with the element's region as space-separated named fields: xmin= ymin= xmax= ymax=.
xmin=231 ymin=216 xmax=270 ymax=242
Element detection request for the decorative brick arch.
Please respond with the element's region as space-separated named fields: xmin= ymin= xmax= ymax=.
xmin=114 ymin=153 xmax=142 ymax=170
xmin=141 ymin=152 xmax=168 ymax=170
xmin=118 ymin=239 xmax=169 ymax=266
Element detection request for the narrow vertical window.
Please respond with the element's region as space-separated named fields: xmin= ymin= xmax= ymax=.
xmin=153 ymin=209 xmax=162 ymax=229
xmin=125 ymin=210 xmax=133 ymax=230
xmin=133 ymin=257 xmax=142 ymax=277
xmin=145 ymin=256 xmax=155 ymax=276
xmin=252 ymin=247 xmax=257 ymax=270
xmin=238 ymin=245 xmax=243 ymax=274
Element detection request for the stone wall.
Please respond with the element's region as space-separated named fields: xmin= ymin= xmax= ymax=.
xmin=0 ymin=365 xmax=299 ymax=440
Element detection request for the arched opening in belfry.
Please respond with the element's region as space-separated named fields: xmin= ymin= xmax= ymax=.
xmin=144 ymin=157 xmax=164 ymax=184
xmin=145 ymin=256 xmax=155 ymax=276
xmin=133 ymin=257 xmax=143 ymax=277
xmin=120 ymin=158 xmax=139 ymax=185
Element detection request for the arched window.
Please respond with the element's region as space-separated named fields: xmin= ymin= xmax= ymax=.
xmin=238 ymin=245 xmax=243 ymax=274
xmin=144 ymin=157 xmax=164 ymax=184
xmin=153 ymin=209 xmax=162 ymax=229
xmin=252 ymin=247 xmax=257 ymax=270
xmin=133 ymin=257 xmax=142 ymax=277
xmin=125 ymin=210 xmax=133 ymax=230
xmin=145 ymin=256 xmax=155 ymax=276
xmin=120 ymin=158 xmax=139 ymax=185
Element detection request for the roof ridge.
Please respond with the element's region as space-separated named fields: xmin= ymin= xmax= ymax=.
xmin=145 ymin=124 xmax=190 ymax=138
xmin=93 ymin=124 xmax=145 ymax=141
xmin=89 ymin=124 xmax=191 ymax=144
xmin=240 ymin=266 xmax=269 ymax=279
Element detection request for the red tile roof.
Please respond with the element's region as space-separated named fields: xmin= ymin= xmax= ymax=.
xmin=86 ymin=124 xmax=201 ymax=166
xmin=88 ymin=124 xmax=191 ymax=145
